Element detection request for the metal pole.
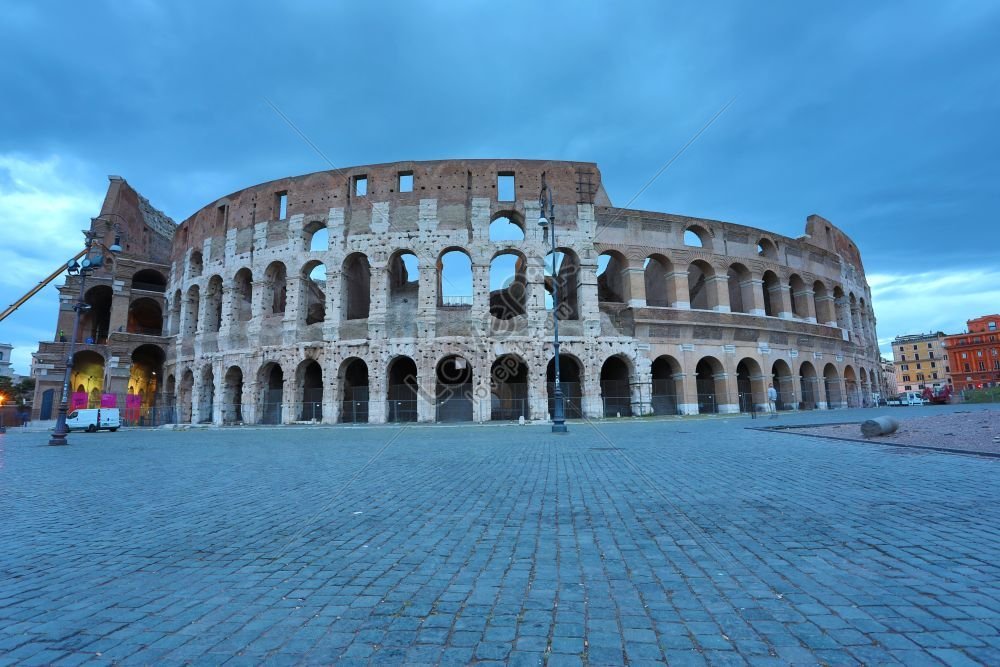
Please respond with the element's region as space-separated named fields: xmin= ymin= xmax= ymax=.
xmin=542 ymin=183 xmax=567 ymax=433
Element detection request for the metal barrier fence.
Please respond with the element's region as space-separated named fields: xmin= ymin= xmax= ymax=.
xmin=697 ymin=393 xmax=718 ymax=414
xmin=341 ymin=400 xmax=369 ymax=424
xmin=546 ymin=382 xmax=584 ymax=419
xmin=387 ymin=399 xmax=418 ymax=423
xmin=651 ymin=393 xmax=680 ymax=416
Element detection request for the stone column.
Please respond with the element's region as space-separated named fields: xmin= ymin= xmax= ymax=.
xmin=212 ymin=364 xmax=225 ymax=425
xmin=582 ymin=373 xmax=603 ymax=419
xmin=678 ymin=371 xmax=699 ymax=415
xmin=716 ymin=372 xmax=739 ymax=414
xmin=418 ymin=265 xmax=438 ymax=339
xmin=367 ymin=264 xmax=388 ymax=340
xmin=796 ymin=288 xmax=817 ymax=323
xmin=219 ymin=285 xmax=235 ymax=338
xmin=472 ymin=356 xmax=491 ymax=423
xmin=368 ymin=361 xmax=387 ymax=424
xmin=668 ymin=270 xmax=691 ymax=309
xmin=471 ymin=263 xmax=490 ymax=321
xmin=322 ymin=359 xmax=338 ymax=425
xmin=281 ymin=369 xmax=295 ymax=424
xmin=708 ymin=275 xmax=730 ymax=312
xmin=417 ymin=368 xmax=436 ymax=423
xmin=770 ymin=282 xmax=793 ymax=320
xmin=529 ymin=360 xmax=549 ymax=421
xmin=249 ymin=280 xmax=266 ymax=339
xmin=283 ymin=275 xmax=304 ymax=345
xmin=742 ymin=279 xmax=765 ymax=316
xmin=241 ymin=379 xmax=256 ymax=425
xmin=816 ymin=294 xmax=837 ymax=326
xmin=624 ymin=266 xmax=644 ymax=308
xmin=324 ymin=270 xmax=341 ymax=341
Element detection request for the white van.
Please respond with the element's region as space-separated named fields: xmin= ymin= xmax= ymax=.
xmin=66 ymin=408 xmax=120 ymax=432
xmin=902 ymin=391 xmax=926 ymax=406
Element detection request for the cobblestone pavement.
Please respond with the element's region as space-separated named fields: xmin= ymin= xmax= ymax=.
xmin=1 ymin=405 xmax=998 ymax=665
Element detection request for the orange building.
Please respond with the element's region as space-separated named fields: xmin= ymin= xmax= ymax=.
xmin=943 ymin=315 xmax=1000 ymax=391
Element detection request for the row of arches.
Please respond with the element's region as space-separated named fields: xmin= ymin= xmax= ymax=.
xmin=166 ymin=352 xmax=878 ymax=426
xmin=72 ymin=269 xmax=168 ymax=343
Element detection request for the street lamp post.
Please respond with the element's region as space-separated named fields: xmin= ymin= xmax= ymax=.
xmin=48 ymin=219 xmax=122 ymax=446
xmin=538 ymin=181 xmax=568 ymax=433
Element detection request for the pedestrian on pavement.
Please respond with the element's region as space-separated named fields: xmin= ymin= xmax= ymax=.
xmin=767 ymin=383 xmax=778 ymax=418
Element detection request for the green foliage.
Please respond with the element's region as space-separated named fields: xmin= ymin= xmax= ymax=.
xmin=0 ymin=376 xmax=35 ymax=406
xmin=962 ymin=386 xmax=1000 ymax=403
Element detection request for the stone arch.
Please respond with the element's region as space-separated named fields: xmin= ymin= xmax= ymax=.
xmin=799 ymin=361 xmax=819 ymax=410
xmin=263 ymin=261 xmax=287 ymax=316
xmin=71 ymin=350 xmax=105 ymax=408
xmin=789 ymin=274 xmax=808 ymax=319
xmin=736 ymin=357 xmax=766 ymax=413
xmin=489 ymin=212 xmax=525 ymax=242
xmin=189 ymin=251 xmax=203 ymax=278
xmin=436 ymin=354 xmax=473 ymax=422
xmin=756 ymin=238 xmax=778 ymax=259
xmin=129 ymin=344 xmax=164 ymax=418
xmin=178 ymin=368 xmax=195 ymax=423
xmin=833 ymin=285 xmax=849 ymax=329
xmin=387 ymin=250 xmax=420 ymax=320
xmin=688 ymin=260 xmax=718 ymax=310
xmin=644 ymin=254 xmax=674 ymax=307
xmin=340 ymin=357 xmax=370 ymax=423
xmin=547 ymin=353 xmax=584 ymax=419
xmin=437 ymin=248 xmax=472 ymax=307
xmin=222 ymin=365 xmax=244 ymax=424
xmin=127 ymin=297 xmax=163 ymax=336
xmin=600 ymin=354 xmax=634 ymax=417
xmin=651 ymin=355 xmax=682 ymax=415
xmin=257 ymin=361 xmax=284 ymax=425
xmin=844 ymin=365 xmax=860 ymax=407
xmin=80 ymin=285 xmax=113 ymax=344
xmin=489 ymin=249 xmax=528 ymax=320
xmin=297 ymin=359 xmax=324 ymax=421
xmin=727 ymin=262 xmax=752 ymax=314
xmin=302 ymin=260 xmax=327 ymax=325
xmin=544 ymin=248 xmax=580 ymax=319
xmin=342 ymin=253 xmax=371 ymax=320
xmin=695 ymin=356 xmax=726 ymax=414
xmin=198 ymin=364 xmax=215 ymax=424
xmin=168 ymin=289 xmax=182 ymax=335
xmin=771 ymin=359 xmax=795 ymax=411
xmin=304 ymin=219 xmax=329 ymax=252
xmin=813 ymin=280 xmax=834 ymax=324
xmin=491 ymin=353 xmax=529 ymax=420
xmin=132 ymin=268 xmax=167 ymax=293
xmin=203 ymin=275 xmax=224 ymax=333
xmin=182 ymin=285 xmax=200 ymax=338
xmin=387 ymin=355 xmax=419 ymax=423
xmin=762 ymin=270 xmax=781 ymax=317
xmin=823 ymin=363 xmax=843 ymax=408
xmin=233 ymin=268 xmax=254 ymax=322
xmin=684 ymin=225 xmax=712 ymax=250
xmin=597 ymin=250 xmax=628 ymax=303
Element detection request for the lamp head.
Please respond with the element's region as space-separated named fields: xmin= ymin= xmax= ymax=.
xmin=109 ymin=233 xmax=122 ymax=253
xmin=67 ymin=259 xmax=80 ymax=274
xmin=538 ymin=215 xmax=549 ymax=228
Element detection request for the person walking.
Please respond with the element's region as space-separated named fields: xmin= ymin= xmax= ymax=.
xmin=767 ymin=383 xmax=778 ymax=418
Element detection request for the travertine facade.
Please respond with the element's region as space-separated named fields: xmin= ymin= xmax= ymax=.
xmin=33 ymin=160 xmax=883 ymax=424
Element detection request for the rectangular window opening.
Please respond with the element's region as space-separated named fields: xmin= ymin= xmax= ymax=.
xmin=497 ymin=172 xmax=515 ymax=201
xmin=355 ymin=175 xmax=368 ymax=197
xmin=398 ymin=172 xmax=413 ymax=193
xmin=277 ymin=192 xmax=288 ymax=220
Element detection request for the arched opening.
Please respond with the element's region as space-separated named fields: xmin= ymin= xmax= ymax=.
xmin=179 ymin=369 xmax=194 ymax=423
xmin=189 ymin=251 xmax=203 ymax=278
xmin=727 ymin=263 xmax=752 ymax=314
xmin=436 ymin=355 xmax=473 ymax=422
xmin=168 ymin=289 xmax=182 ymax=335
xmin=489 ymin=251 xmax=527 ymax=320
xmin=651 ymin=355 xmax=681 ymax=415
xmin=833 ymin=286 xmax=848 ymax=329
xmin=387 ymin=251 xmax=419 ymax=320
xmin=127 ymin=298 xmax=163 ymax=336
xmin=771 ymin=359 xmax=795 ymax=411
xmin=736 ymin=358 xmax=766 ymax=413
xmin=644 ymin=255 xmax=673 ymax=307
xmin=259 ymin=363 xmax=283 ymax=425
xmin=845 ymin=365 xmax=860 ymax=407
xmin=799 ymin=362 xmax=818 ymax=410
xmin=695 ymin=357 xmax=724 ymax=414
xmin=80 ymin=285 xmax=112 ymax=344
xmin=233 ymin=268 xmax=253 ymax=322
xmin=688 ymin=260 xmax=717 ymax=310
xmin=263 ymin=262 xmax=287 ymax=316
xmin=489 ymin=214 xmax=524 ymax=242
xmin=762 ymin=271 xmax=781 ymax=317
xmin=70 ymin=350 xmax=105 ymax=409
xmin=813 ymin=281 xmax=833 ymax=324
xmin=438 ymin=249 xmax=472 ymax=307
xmin=789 ymin=274 xmax=807 ymax=319
xmin=491 ymin=354 xmax=528 ymax=421
xmin=298 ymin=360 xmax=324 ymax=421
xmin=128 ymin=344 xmax=164 ymax=424
xmin=305 ymin=221 xmax=329 ymax=252
xmin=544 ymin=249 xmax=580 ymax=319
xmin=204 ymin=275 xmax=224 ymax=333
xmin=341 ymin=358 xmax=369 ymax=423
xmin=342 ymin=253 xmax=372 ymax=320
xmin=547 ymin=354 xmax=583 ymax=418
xmin=182 ymin=285 xmax=200 ymax=338
xmin=132 ymin=269 xmax=167 ymax=293
xmin=223 ymin=366 xmax=244 ymax=424
xmin=600 ymin=355 xmax=632 ymax=417
xmin=199 ymin=365 xmax=215 ymax=423
xmin=387 ymin=356 xmax=419 ymax=423
xmin=684 ymin=226 xmax=710 ymax=248
xmin=302 ymin=261 xmax=327 ymax=325
xmin=597 ymin=251 xmax=628 ymax=303
xmin=756 ymin=238 xmax=777 ymax=259
xmin=824 ymin=364 xmax=842 ymax=408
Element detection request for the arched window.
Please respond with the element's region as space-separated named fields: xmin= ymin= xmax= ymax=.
xmin=544 ymin=249 xmax=580 ymax=319
xmin=597 ymin=251 xmax=628 ymax=303
xmin=302 ymin=262 xmax=326 ymax=325
xmin=438 ymin=249 xmax=472 ymax=307
xmin=687 ymin=260 xmax=717 ymax=310
xmin=305 ymin=221 xmax=329 ymax=252
xmin=727 ymin=263 xmax=751 ymax=314
xmin=489 ymin=215 xmax=524 ymax=242
xmin=342 ymin=253 xmax=371 ymax=320
xmin=644 ymin=255 xmax=673 ymax=307
xmin=263 ymin=262 xmax=287 ymax=316
xmin=489 ymin=251 xmax=527 ymax=319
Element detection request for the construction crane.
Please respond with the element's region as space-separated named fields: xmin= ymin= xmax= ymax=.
xmin=0 ymin=249 xmax=87 ymax=324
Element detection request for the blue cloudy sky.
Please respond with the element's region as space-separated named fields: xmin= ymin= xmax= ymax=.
xmin=1 ymin=1 xmax=998 ymax=375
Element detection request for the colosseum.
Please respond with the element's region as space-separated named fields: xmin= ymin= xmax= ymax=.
xmin=31 ymin=159 xmax=883 ymax=425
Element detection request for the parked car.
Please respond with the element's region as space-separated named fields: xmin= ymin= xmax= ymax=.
xmin=66 ymin=408 xmax=120 ymax=432
xmin=888 ymin=392 xmax=923 ymax=407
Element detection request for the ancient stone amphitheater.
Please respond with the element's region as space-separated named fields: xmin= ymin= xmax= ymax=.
xmin=32 ymin=159 xmax=883 ymax=425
